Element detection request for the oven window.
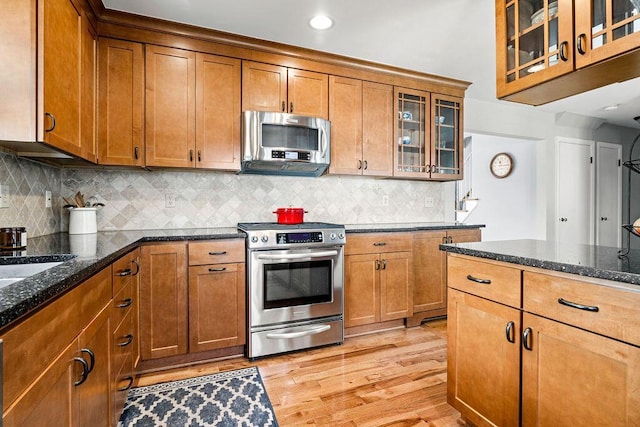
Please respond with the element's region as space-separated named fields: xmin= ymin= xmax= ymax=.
xmin=264 ymin=260 xmax=332 ymax=309
xmin=262 ymin=124 xmax=319 ymax=150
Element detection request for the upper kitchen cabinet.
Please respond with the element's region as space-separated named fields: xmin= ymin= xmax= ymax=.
xmin=329 ymin=77 xmax=393 ymax=176
xmin=145 ymin=46 xmax=241 ymax=170
xmin=496 ymin=0 xmax=640 ymax=104
xmin=242 ymin=61 xmax=329 ymax=119
xmin=97 ymin=38 xmax=145 ymax=167
xmin=394 ymin=88 xmax=463 ymax=180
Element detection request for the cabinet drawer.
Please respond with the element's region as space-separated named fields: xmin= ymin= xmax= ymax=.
xmin=345 ymin=232 xmax=413 ymax=255
xmin=112 ymin=354 xmax=134 ymax=426
xmin=447 ymin=255 xmax=521 ymax=308
xmin=523 ymin=271 xmax=640 ymax=346
xmin=113 ymin=249 xmax=139 ymax=296
xmin=112 ymin=280 xmax=133 ymax=331
xmin=188 ymin=239 xmax=244 ymax=265
xmin=112 ymin=309 xmax=134 ymax=376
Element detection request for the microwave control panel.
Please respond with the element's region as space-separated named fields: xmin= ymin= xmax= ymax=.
xmin=272 ymin=150 xmax=311 ymax=161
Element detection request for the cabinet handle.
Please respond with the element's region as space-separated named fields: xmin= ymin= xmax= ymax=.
xmin=358 ymin=160 xmax=363 ymax=170
xmin=373 ymin=242 xmax=386 ymax=246
xmin=117 ymin=334 xmax=134 ymax=347
xmin=73 ymin=357 xmax=89 ymax=386
xmin=116 ymin=298 xmax=133 ymax=308
xmin=523 ymin=327 xmax=533 ymax=351
xmin=505 ymin=321 xmax=516 ymax=343
xmin=118 ymin=376 xmax=134 ymax=392
xmin=466 ymin=274 xmax=491 ymax=284
xmin=290 ymin=102 xmax=294 ymax=113
xmin=208 ymin=267 xmax=227 ymax=272
xmin=118 ymin=268 xmax=132 ymax=277
xmin=363 ymin=160 xmax=368 ymax=170
xmin=559 ymin=41 xmax=569 ymax=61
xmin=134 ymin=146 xmax=139 ymax=160
xmin=198 ymin=150 xmax=201 ymax=162
xmin=209 ymin=251 xmax=227 ymax=256
xmin=577 ymin=34 xmax=587 ymax=55
xmin=45 ymin=112 xmax=56 ymax=132
xmin=189 ymin=149 xmax=194 ymax=162
xmin=281 ymin=101 xmax=286 ymax=112
xmin=558 ymin=298 xmax=599 ymax=312
xmin=80 ymin=348 xmax=95 ymax=373
xmin=132 ymin=259 xmax=140 ymax=276
xmin=375 ymin=260 xmax=381 ymax=270
xmin=381 ymin=259 xmax=386 ymax=270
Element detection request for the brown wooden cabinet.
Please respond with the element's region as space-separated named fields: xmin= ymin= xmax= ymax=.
xmin=242 ymin=61 xmax=328 ymax=119
xmin=97 ymin=38 xmax=145 ymax=166
xmin=140 ymin=242 xmax=188 ymax=359
xmin=496 ymin=0 xmax=640 ymax=105
xmin=145 ymin=46 xmax=241 ymax=170
xmin=344 ymin=233 xmax=413 ymax=329
xmin=188 ymin=240 xmax=246 ymax=352
xmin=328 ymin=77 xmax=393 ymax=176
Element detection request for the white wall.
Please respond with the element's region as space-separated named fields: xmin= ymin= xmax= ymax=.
xmin=462 ymin=133 xmax=538 ymax=241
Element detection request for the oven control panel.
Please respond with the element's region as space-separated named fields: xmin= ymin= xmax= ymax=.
xmin=276 ymin=231 xmax=323 ymax=245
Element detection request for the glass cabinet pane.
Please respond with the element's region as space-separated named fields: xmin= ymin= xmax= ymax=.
xmin=432 ymin=98 xmax=461 ymax=177
xmin=591 ymin=0 xmax=639 ymax=46
xmin=397 ymin=92 xmax=427 ymax=174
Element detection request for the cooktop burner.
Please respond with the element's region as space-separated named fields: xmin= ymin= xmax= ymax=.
xmin=237 ymin=222 xmax=344 ymax=231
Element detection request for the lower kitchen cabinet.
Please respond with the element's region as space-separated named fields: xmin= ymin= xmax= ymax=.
xmin=140 ymin=243 xmax=188 ymax=360
xmin=344 ymin=233 xmax=412 ymax=329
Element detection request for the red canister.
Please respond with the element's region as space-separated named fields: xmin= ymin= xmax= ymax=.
xmin=273 ymin=208 xmax=307 ymax=224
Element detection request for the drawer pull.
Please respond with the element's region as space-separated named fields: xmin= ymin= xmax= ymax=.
xmin=118 ymin=376 xmax=134 ymax=392
xmin=132 ymin=259 xmax=140 ymax=276
xmin=523 ymin=327 xmax=533 ymax=351
xmin=373 ymin=242 xmax=386 ymax=246
xmin=208 ymin=251 xmax=227 ymax=256
xmin=117 ymin=268 xmax=132 ymax=277
xmin=73 ymin=357 xmax=89 ymax=386
xmin=117 ymin=298 xmax=133 ymax=308
xmin=558 ymin=298 xmax=599 ymax=312
xmin=209 ymin=267 xmax=227 ymax=272
xmin=80 ymin=348 xmax=95 ymax=373
xmin=117 ymin=334 xmax=134 ymax=347
xmin=466 ymin=274 xmax=491 ymax=284
xmin=505 ymin=321 xmax=516 ymax=344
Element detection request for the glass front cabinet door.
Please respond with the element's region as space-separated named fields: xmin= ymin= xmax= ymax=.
xmin=394 ymin=88 xmax=463 ymax=180
xmin=574 ymin=0 xmax=640 ymax=67
xmin=496 ymin=0 xmax=574 ymax=98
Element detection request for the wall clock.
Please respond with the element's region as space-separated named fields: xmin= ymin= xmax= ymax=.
xmin=489 ymin=152 xmax=513 ymax=178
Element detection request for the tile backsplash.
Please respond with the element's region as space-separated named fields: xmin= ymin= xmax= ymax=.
xmin=2 ymin=152 xmax=446 ymax=236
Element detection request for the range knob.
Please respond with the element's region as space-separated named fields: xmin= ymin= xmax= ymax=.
xmin=261 ymin=235 xmax=269 ymax=243
xmin=338 ymin=232 xmax=345 ymax=239
xmin=250 ymin=236 xmax=258 ymax=243
xmin=329 ymin=233 xmax=336 ymax=240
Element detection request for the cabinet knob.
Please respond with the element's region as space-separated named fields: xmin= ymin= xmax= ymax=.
xmin=290 ymin=102 xmax=294 ymax=113
xmin=281 ymin=101 xmax=286 ymax=112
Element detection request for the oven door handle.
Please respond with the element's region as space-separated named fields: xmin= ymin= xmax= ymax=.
xmin=266 ymin=325 xmax=331 ymax=339
xmin=256 ymin=250 xmax=338 ymax=261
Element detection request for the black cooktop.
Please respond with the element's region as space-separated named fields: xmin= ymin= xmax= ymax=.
xmin=237 ymin=222 xmax=345 ymax=231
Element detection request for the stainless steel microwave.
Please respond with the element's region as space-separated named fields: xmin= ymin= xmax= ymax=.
xmin=241 ymin=111 xmax=331 ymax=177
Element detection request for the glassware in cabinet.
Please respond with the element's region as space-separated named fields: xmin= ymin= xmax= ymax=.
xmin=395 ymin=89 xmax=428 ymax=176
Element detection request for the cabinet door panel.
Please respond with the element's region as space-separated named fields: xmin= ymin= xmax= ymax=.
xmin=80 ymin=15 xmax=96 ymax=163
xmin=380 ymin=251 xmax=412 ymax=321
xmin=413 ymin=231 xmax=447 ymax=313
xmin=522 ymin=313 xmax=640 ymax=426
xmin=196 ymin=53 xmax=241 ymax=170
xmin=97 ymin=38 xmax=144 ymax=166
xmin=328 ymin=76 xmax=363 ymax=175
xmin=287 ymin=68 xmax=328 ymax=119
xmin=241 ymin=61 xmax=287 ymax=112
xmin=145 ymin=45 xmax=195 ymax=167
xmin=344 ymin=254 xmax=380 ymax=327
xmin=188 ymin=263 xmax=246 ymax=352
xmin=362 ymin=81 xmax=393 ymax=177
xmin=140 ymin=243 xmax=188 ymax=359
xmin=447 ymin=289 xmax=520 ymax=427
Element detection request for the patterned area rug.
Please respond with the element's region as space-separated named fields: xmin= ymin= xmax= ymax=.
xmin=118 ymin=367 xmax=279 ymax=426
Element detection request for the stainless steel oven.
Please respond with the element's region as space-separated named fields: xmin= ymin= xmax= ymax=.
xmin=238 ymin=222 xmax=346 ymax=359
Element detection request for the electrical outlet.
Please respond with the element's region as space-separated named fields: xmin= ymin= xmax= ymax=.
xmin=165 ymin=192 xmax=176 ymax=208
xmin=382 ymin=195 xmax=389 ymax=207
xmin=0 ymin=184 xmax=8 ymax=209
xmin=424 ymin=197 xmax=434 ymax=208
xmin=45 ymin=190 xmax=52 ymax=208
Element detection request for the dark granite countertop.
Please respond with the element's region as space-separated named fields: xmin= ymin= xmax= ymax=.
xmin=440 ymin=239 xmax=640 ymax=288
xmin=0 ymin=228 xmax=243 ymax=330
xmin=346 ymin=222 xmax=485 ymax=233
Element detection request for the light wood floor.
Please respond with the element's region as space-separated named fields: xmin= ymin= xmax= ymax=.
xmin=135 ymin=319 xmax=465 ymax=426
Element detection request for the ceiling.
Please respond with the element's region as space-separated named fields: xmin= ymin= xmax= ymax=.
xmin=102 ymin=0 xmax=640 ymax=130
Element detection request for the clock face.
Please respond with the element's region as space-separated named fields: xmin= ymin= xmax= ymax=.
xmin=490 ymin=153 xmax=513 ymax=178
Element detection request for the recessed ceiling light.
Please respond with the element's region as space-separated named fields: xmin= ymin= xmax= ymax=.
xmin=604 ymin=104 xmax=619 ymax=111
xmin=309 ymin=15 xmax=333 ymax=30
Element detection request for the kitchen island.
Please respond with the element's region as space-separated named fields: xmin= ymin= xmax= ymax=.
xmin=440 ymin=239 xmax=640 ymax=426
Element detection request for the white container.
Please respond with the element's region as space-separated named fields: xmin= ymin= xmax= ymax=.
xmin=69 ymin=208 xmax=97 ymax=234
xmin=69 ymin=233 xmax=97 ymax=257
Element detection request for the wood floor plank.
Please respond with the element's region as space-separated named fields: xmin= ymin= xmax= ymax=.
xmin=133 ymin=320 xmax=464 ymax=426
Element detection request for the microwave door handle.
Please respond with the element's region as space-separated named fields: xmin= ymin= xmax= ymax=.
xmin=256 ymin=250 xmax=339 ymax=261
xmin=319 ymin=124 xmax=328 ymax=157
xmin=266 ymin=325 xmax=331 ymax=339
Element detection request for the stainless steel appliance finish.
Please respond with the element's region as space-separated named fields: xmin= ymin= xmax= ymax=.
xmin=238 ymin=222 xmax=346 ymax=359
xmin=240 ymin=111 xmax=331 ymax=177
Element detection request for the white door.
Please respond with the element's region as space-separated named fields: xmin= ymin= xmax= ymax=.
xmin=596 ymin=142 xmax=622 ymax=247
xmin=556 ymin=138 xmax=595 ymax=245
